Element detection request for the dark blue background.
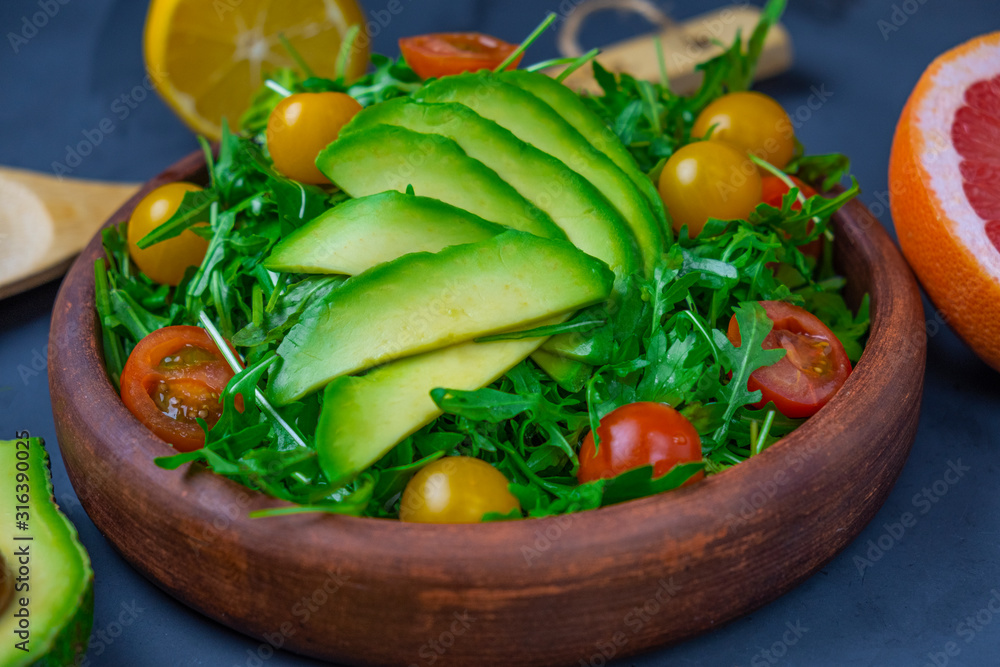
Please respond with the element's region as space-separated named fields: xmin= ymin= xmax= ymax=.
xmin=2 ymin=1 xmax=1000 ymax=665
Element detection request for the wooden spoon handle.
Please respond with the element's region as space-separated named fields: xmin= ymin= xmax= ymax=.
xmin=0 ymin=166 xmax=138 ymax=299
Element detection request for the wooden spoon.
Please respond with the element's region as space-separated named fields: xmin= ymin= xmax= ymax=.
xmin=554 ymin=1 xmax=792 ymax=95
xmin=0 ymin=166 xmax=138 ymax=300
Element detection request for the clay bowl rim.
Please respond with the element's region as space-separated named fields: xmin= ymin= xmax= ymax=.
xmin=49 ymin=148 xmax=926 ymax=661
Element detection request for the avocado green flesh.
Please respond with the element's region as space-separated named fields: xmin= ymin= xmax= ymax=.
xmin=498 ymin=70 xmax=671 ymax=240
xmin=342 ymin=98 xmax=640 ymax=281
xmin=540 ymin=326 xmax=614 ymax=365
xmin=270 ymin=231 xmax=614 ymax=404
xmin=529 ymin=349 xmax=594 ymax=394
xmin=0 ymin=438 xmax=93 ymax=667
xmin=418 ymin=73 xmax=662 ymax=277
xmin=263 ymin=191 xmax=503 ymax=275
xmin=316 ymin=125 xmax=564 ymax=240
xmin=273 ymin=201 xmax=586 ymax=422
xmin=318 ymin=334 xmax=552 ymax=485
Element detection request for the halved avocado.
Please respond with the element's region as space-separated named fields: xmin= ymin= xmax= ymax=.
xmin=0 ymin=437 xmax=93 ymax=667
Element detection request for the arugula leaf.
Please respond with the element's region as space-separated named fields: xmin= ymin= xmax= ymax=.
xmin=788 ymin=153 xmax=852 ymax=192
xmin=136 ymin=189 xmax=218 ymax=249
xmin=710 ymin=302 xmax=786 ymax=444
xmin=599 ymin=461 xmax=706 ymax=506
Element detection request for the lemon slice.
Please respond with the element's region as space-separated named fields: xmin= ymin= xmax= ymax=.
xmin=144 ymin=0 xmax=369 ymax=140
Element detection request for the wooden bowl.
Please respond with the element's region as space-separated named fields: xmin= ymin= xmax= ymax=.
xmin=49 ymin=150 xmax=926 ymax=666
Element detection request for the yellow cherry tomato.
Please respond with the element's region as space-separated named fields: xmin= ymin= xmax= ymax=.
xmin=657 ymin=141 xmax=763 ymax=237
xmin=266 ymin=92 xmax=363 ymax=184
xmin=399 ymin=457 xmax=521 ymax=523
xmin=692 ymin=91 xmax=796 ymax=169
xmin=127 ymin=182 xmax=208 ymax=286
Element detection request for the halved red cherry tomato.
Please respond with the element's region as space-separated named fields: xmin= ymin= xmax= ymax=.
xmin=727 ymin=301 xmax=851 ymax=419
xmin=399 ymin=33 xmax=522 ymax=80
xmin=761 ymin=176 xmax=823 ymax=259
xmin=120 ymin=326 xmax=241 ymax=452
xmin=577 ymin=402 xmax=703 ymax=485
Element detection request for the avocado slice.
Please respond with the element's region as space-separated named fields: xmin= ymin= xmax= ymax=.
xmin=529 ymin=349 xmax=595 ymax=394
xmin=418 ymin=73 xmax=663 ymax=276
xmin=342 ymin=98 xmax=640 ymax=282
xmin=316 ymin=125 xmax=565 ymax=241
xmin=318 ymin=334 xmax=553 ymax=486
xmin=269 ymin=231 xmax=614 ymax=404
xmin=265 ymin=197 xmax=587 ymax=406
xmin=498 ymin=70 xmax=671 ymax=239
xmin=0 ymin=437 xmax=93 ymax=667
xmin=264 ymin=191 xmax=504 ymax=275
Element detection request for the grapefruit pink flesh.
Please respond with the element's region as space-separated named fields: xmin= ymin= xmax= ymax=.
xmin=952 ymin=74 xmax=1000 ymax=252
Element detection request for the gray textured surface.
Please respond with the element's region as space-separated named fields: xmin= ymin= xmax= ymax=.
xmin=1 ymin=0 xmax=999 ymax=665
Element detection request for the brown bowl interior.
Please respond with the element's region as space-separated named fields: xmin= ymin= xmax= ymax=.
xmin=49 ymin=150 xmax=926 ymax=667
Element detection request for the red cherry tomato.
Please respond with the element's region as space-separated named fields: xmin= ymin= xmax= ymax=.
xmin=399 ymin=33 xmax=522 ymax=80
xmin=761 ymin=176 xmax=824 ymax=259
xmin=727 ymin=301 xmax=851 ymax=419
xmin=577 ymin=402 xmax=703 ymax=485
xmin=120 ymin=326 xmax=241 ymax=452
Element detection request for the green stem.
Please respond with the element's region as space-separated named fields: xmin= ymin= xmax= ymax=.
xmin=654 ymin=36 xmax=671 ymax=92
xmin=197 ymin=135 xmax=217 ymax=190
xmin=753 ymin=410 xmax=777 ymax=456
xmin=555 ymin=48 xmax=600 ymax=82
xmin=335 ymin=25 xmax=361 ymax=81
xmin=750 ymin=154 xmax=807 ymax=208
xmin=278 ymin=32 xmax=315 ymax=79
xmin=496 ymin=441 xmax=566 ymax=495
xmin=494 ymin=13 xmax=557 ymax=73
xmin=198 ymin=312 xmax=309 ymax=450
xmin=265 ymin=79 xmax=294 ymax=98
xmin=676 ymin=310 xmax=721 ymax=365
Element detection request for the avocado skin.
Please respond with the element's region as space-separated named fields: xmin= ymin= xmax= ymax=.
xmin=264 ymin=191 xmax=504 ymax=275
xmin=498 ymin=69 xmax=672 ymax=240
xmin=341 ymin=97 xmax=640 ymax=282
xmin=316 ymin=124 xmax=565 ymax=241
xmin=0 ymin=438 xmax=93 ymax=667
xmin=269 ymin=231 xmax=615 ymax=405
xmin=418 ymin=72 xmax=663 ymax=277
